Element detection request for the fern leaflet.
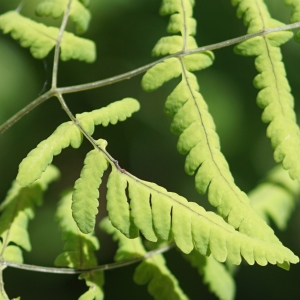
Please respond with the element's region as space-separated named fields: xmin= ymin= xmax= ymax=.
xmin=72 ymin=140 xmax=109 ymax=234
xmin=16 ymin=98 xmax=140 ymax=187
xmin=55 ymin=192 xmax=104 ymax=300
xmin=184 ymin=250 xmax=236 ymax=300
xmin=142 ymin=0 xmax=283 ymax=244
xmin=36 ymin=0 xmax=91 ymax=34
xmin=105 ymin=162 xmax=298 ymax=269
xmin=0 ymin=165 xmax=59 ymax=263
xmin=249 ymin=166 xmax=300 ymax=230
xmin=101 ymin=218 xmax=188 ymax=300
xmin=232 ymin=0 xmax=300 ymax=183
xmin=0 ymin=11 xmax=95 ymax=62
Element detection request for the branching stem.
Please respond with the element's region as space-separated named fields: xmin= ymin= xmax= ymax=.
xmin=51 ymin=0 xmax=72 ymax=89
xmin=0 ymin=21 xmax=300 ymax=136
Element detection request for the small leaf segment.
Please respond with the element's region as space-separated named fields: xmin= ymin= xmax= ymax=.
xmin=0 ymin=3 xmax=95 ymax=62
xmin=55 ymin=192 xmax=104 ymax=300
xmin=0 ymin=164 xmax=59 ymax=268
xmin=36 ymin=0 xmax=91 ymax=34
xmin=72 ymin=140 xmax=109 ymax=234
xmin=142 ymin=0 xmax=285 ymax=247
xmin=232 ymin=0 xmax=300 ymax=182
xmin=101 ymin=218 xmax=189 ymax=300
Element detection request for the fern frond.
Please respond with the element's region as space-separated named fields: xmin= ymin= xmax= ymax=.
xmin=72 ymin=140 xmax=109 ymax=234
xmin=249 ymin=166 xmax=300 ymax=230
xmin=0 ymin=165 xmax=59 ymax=263
xmin=36 ymin=0 xmax=91 ymax=34
xmin=142 ymin=0 xmax=282 ymax=244
xmin=101 ymin=218 xmax=189 ymax=300
xmin=55 ymin=192 xmax=104 ymax=300
xmin=16 ymin=98 xmax=140 ymax=187
xmin=232 ymin=0 xmax=300 ymax=183
xmin=184 ymin=250 xmax=236 ymax=300
xmin=105 ymin=165 xmax=298 ymax=268
xmin=0 ymin=11 xmax=95 ymax=62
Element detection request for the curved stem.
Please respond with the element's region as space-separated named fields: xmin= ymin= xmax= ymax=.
xmin=0 ymin=243 xmax=175 ymax=274
xmin=51 ymin=0 xmax=72 ymax=89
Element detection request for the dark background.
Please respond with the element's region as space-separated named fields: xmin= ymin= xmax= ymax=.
xmin=0 ymin=0 xmax=300 ymax=299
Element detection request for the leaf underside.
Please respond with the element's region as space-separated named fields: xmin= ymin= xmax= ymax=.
xmin=36 ymin=0 xmax=91 ymax=34
xmin=105 ymin=166 xmax=298 ymax=268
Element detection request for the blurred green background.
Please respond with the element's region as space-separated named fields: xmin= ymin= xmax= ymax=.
xmin=0 ymin=0 xmax=300 ymax=299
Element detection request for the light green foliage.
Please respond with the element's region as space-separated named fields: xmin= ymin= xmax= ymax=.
xmin=0 ymin=165 xmax=59 ymax=262
xmin=55 ymin=192 xmax=104 ymax=300
xmin=285 ymin=0 xmax=300 ymax=23
xmin=16 ymin=98 xmax=140 ymax=187
xmin=72 ymin=140 xmax=109 ymax=234
xmin=101 ymin=218 xmax=189 ymax=300
xmin=250 ymin=166 xmax=300 ymax=230
xmin=0 ymin=11 xmax=95 ymax=62
xmin=105 ymin=165 xmax=298 ymax=268
xmin=285 ymin=0 xmax=300 ymax=43
xmin=106 ymin=169 xmax=139 ymax=239
xmin=36 ymin=0 xmax=91 ymax=34
xmin=184 ymin=250 xmax=236 ymax=300
xmin=232 ymin=0 xmax=300 ymax=183
xmin=142 ymin=0 xmax=283 ymax=246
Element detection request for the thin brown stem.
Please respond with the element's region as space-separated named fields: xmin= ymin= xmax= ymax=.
xmin=51 ymin=0 xmax=72 ymax=89
xmin=0 ymin=243 xmax=174 ymax=274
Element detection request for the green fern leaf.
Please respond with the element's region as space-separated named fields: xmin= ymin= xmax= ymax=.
xmin=106 ymin=165 xmax=299 ymax=268
xmin=250 ymin=166 xmax=300 ymax=230
xmin=142 ymin=0 xmax=289 ymax=245
xmin=184 ymin=250 xmax=236 ymax=300
xmin=16 ymin=98 xmax=140 ymax=187
xmin=232 ymin=0 xmax=300 ymax=183
xmin=72 ymin=140 xmax=109 ymax=234
xmin=36 ymin=0 xmax=91 ymax=34
xmin=0 ymin=11 xmax=95 ymax=62
xmin=0 ymin=165 xmax=59 ymax=262
xmin=55 ymin=192 xmax=104 ymax=300
xmin=101 ymin=218 xmax=188 ymax=300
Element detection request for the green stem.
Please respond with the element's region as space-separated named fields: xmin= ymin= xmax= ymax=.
xmin=0 ymin=243 xmax=174 ymax=274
